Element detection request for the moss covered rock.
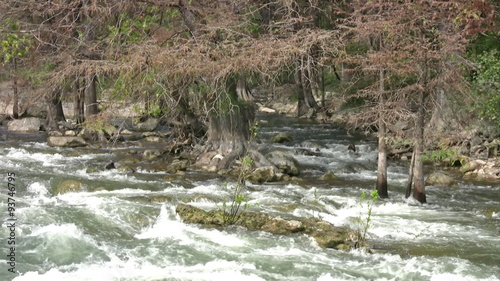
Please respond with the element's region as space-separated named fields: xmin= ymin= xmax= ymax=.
xmin=54 ymin=180 xmax=85 ymax=195
xmin=272 ymin=133 xmax=292 ymax=143
xmin=425 ymin=172 xmax=457 ymax=187
xmin=176 ymin=204 xmax=355 ymax=250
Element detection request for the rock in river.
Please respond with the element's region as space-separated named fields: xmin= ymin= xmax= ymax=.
xmin=176 ymin=204 xmax=356 ymax=250
xmin=425 ymin=172 xmax=457 ymax=187
xmin=266 ymin=150 xmax=300 ymax=176
xmin=54 ymin=180 xmax=85 ymax=195
xmin=272 ymin=132 xmax=292 ymax=143
xmin=47 ymin=136 xmax=87 ymax=147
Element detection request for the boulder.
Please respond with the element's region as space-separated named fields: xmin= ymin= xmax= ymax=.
xmin=54 ymin=180 xmax=85 ymax=195
xmin=143 ymin=149 xmax=162 ymax=161
xmin=258 ymin=105 xmax=276 ymax=113
xmin=272 ymin=133 xmax=292 ymax=143
xmin=175 ymin=204 xmax=355 ymax=250
xmin=167 ymin=159 xmax=189 ymax=173
xmin=7 ymin=118 xmax=41 ymax=132
xmin=58 ymin=121 xmax=76 ymax=130
xmin=25 ymin=104 xmax=48 ymax=119
xmin=121 ymin=129 xmax=133 ymax=135
xmin=47 ymin=136 xmax=87 ymax=147
xmin=118 ymin=165 xmax=135 ymax=173
xmin=299 ymin=140 xmax=322 ymax=150
xmin=134 ymin=118 xmax=159 ymax=132
xmin=248 ymin=166 xmax=279 ymax=183
xmin=142 ymin=136 xmax=165 ymax=143
xmin=425 ymin=172 xmax=457 ymax=187
xmin=105 ymin=162 xmax=116 ymax=170
xmin=319 ymin=172 xmax=337 ymax=181
xmin=459 ymin=160 xmax=483 ymax=174
xmin=266 ymin=151 xmax=300 ymax=176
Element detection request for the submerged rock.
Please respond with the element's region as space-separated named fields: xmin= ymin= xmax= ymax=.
xmin=54 ymin=180 xmax=85 ymax=195
xmin=7 ymin=117 xmax=41 ymax=132
xmin=319 ymin=172 xmax=337 ymax=181
xmin=176 ymin=204 xmax=356 ymax=250
xmin=425 ymin=172 xmax=457 ymax=187
xmin=266 ymin=151 xmax=300 ymax=176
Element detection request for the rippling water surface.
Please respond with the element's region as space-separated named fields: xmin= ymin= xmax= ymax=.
xmin=0 ymin=116 xmax=499 ymax=281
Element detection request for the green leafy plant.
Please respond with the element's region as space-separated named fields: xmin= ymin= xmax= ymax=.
xmin=220 ymin=121 xmax=259 ymax=225
xmin=421 ymin=147 xmax=462 ymax=166
xmin=1 ymin=33 xmax=31 ymax=65
xmin=355 ymin=190 xmax=378 ymax=248
xmin=469 ymin=49 xmax=500 ymax=135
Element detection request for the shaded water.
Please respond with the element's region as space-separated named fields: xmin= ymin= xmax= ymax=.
xmin=0 ymin=116 xmax=499 ymax=281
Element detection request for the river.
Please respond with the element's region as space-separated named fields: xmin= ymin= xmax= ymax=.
xmin=0 ymin=115 xmax=499 ymax=281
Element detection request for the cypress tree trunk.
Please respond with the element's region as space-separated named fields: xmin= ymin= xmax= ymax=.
xmin=74 ymin=78 xmax=85 ymax=124
xmin=85 ymin=74 xmax=98 ymax=117
xmin=413 ymin=89 xmax=427 ymax=203
xmin=297 ymin=57 xmax=319 ymax=117
xmin=406 ymin=150 xmax=416 ymax=199
xmin=376 ymin=68 xmax=388 ymax=198
xmin=205 ymin=78 xmax=255 ymax=170
xmin=46 ymin=87 xmax=66 ymax=130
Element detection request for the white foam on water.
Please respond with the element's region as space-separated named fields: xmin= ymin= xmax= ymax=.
xmin=135 ymin=204 xmax=194 ymax=244
xmin=430 ymin=273 xmax=499 ymax=281
xmin=27 ymin=223 xmax=88 ymax=242
xmin=135 ymin=204 xmax=245 ymax=247
xmin=73 ymin=169 xmax=157 ymax=184
xmin=188 ymin=183 xmax=229 ymax=197
xmin=13 ymin=259 xmax=265 ymax=281
xmin=27 ymin=182 xmax=49 ymax=197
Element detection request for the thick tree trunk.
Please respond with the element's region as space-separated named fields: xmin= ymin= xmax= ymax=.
xmin=46 ymin=87 xmax=66 ymax=131
xmin=206 ymin=79 xmax=255 ymax=169
xmin=413 ymin=89 xmax=427 ymax=203
xmin=173 ymin=88 xmax=205 ymax=139
xmin=74 ymin=78 xmax=85 ymax=124
xmin=297 ymin=57 xmax=319 ymax=117
xmin=84 ymin=74 xmax=98 ymax=117
xmin=376 ymin=68 xmax=388 ymax=198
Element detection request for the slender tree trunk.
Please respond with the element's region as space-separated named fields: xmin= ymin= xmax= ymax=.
xmin=85 ymin=74 xmax=98 ymax=117
xmin=406 ymin=149 xmax=416 ymax=199
xmin=12 ymin=57 xmax=19 ymax=119
xmin=304 ymin=56 xmax=319 ymax=110
xmin=376 ymin=68 xmax=388 ymax=198
xmin=413 ymin=89 xmax=427 ymax=203
xmin=296 ymin=61 xmax=308 ymax=117
xmin=297 ymin=57 xmax=319 ymax=117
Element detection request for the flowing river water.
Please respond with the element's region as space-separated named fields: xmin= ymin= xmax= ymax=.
xmin=0 ymin=115 xmax=499 ymax=281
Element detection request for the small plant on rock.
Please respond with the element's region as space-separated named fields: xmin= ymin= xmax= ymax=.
xmin=220 ymin=121 xmax=259 ymax=225
xmin=355 ymin=189 xmax=378 ymax=248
